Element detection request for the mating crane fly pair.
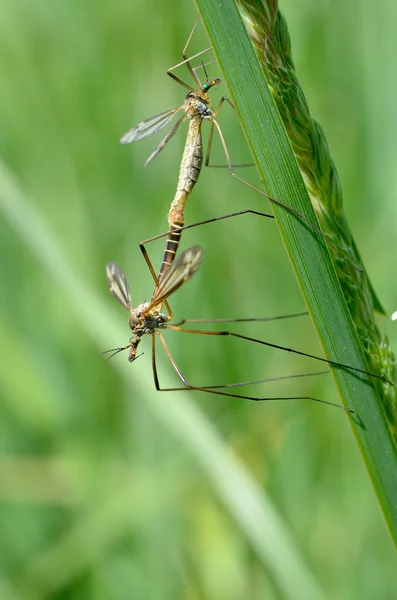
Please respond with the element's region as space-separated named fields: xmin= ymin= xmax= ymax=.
xmin=105 ymin=19 xmax=393 ymax=410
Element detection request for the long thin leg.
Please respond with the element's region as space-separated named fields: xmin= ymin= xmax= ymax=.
xmin=139 ymin=209 xmax=275 ymax=320
xmin=164 ymin=325 xmax=394 ymax=387
xmin=182 ymin=17 xmax=200 ymax=58
xmin=194 ymin=371 xmax=330 ymax=390
xmin=205 ymin=97 xmax=255 ymax=168
xmin=167 ymin=49 xmax=212 ymax=90
xmin=139 ymin=209 xmax=275 ymax=322
xmin=192 ymin=58 xmax=218 ymax=74
xmin=160 ymin=384 xmax=351 ymax=411
xmin=139 ymin=210 xmax=308 ymax=324
xmin=139 ymin=209 xmax=275 ymax=249
xmin=171 ymin=311 xmax=308 ymax=326
xmin=209 ymin=117 xmax=362 ymax=273
xmin=181 ymin=17 xmax=205 ymax=87
xmin=137 ymin=206 xmax=344 ymax=325
xmin=166 ymin=17 xmax=212 ymax=89
xmin=168 ymin=50 xmax=213 ymax=75
xmin=203 ymin=95 xmax=362 ymax=272
xmin=151 ymin=333 xmax=160 ymax=389
xmin=154 ymin=332 xmax=350 ymax=412
xmin=139 ymin=244 xmax=172 ymax=319
xmin=155 ymin=331 xmax=328 ymax=388
xmin=153 ymin=331 xmax=189 ymax=389
xmin=167 ymin=69 xmax=200 ymax=93
xmin=213 ymin=95 xmax=236 ymax=117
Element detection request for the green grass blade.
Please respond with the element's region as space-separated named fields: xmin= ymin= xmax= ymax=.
xmin=195 ymin=0 xmax=397 ymax=544
xmin=0 ymin=160 xmax=325 ymax=600
xmin=237 ymin=0 xmax=396 ymax=427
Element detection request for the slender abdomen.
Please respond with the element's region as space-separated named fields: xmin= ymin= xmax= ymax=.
xmin=168 ymin=117 xmax=203 ymax=226
xmin=158 ymin=117 xmax=203 ymax=281
xmin=157 ymin=215 xmax=184 ymax=282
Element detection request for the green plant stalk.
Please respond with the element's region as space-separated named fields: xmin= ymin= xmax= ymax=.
xmin=237 ymin=0 xmax=397 ymax=433
xmin=195 ymin=0 xmax=397 ymax=544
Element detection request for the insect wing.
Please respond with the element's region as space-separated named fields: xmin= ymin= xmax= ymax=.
xmin=106 ymin=262 xmax=132 ymax=311
xmin=120 ymin=106 xmax=184 ymax=144
xmin=145 ymin=246 xmax=204 ymax=312
xmin=144 ymin=113 xmax=187 ymax=167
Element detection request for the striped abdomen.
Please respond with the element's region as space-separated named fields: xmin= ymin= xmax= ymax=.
xmin=157 ymin=215 xmax=185 ymax=282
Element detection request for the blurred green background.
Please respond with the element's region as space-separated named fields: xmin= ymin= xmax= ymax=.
xmin=1 ymin=0 xmax=396 ymax=598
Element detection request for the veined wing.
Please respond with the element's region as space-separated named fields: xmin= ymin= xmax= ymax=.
xmin=106 ymin=262 xmax=132 ymax=311
xmin=144 ymin=113 xmax=187 ymax=167
xmin=120 ymin=105 xmax=184 ymax=144
xmin=144 ymin=246 xmax=204 ymax=314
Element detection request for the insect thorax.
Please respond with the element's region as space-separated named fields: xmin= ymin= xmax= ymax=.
xmin=184 ymin=92 xmax=213 ymax=119
xmin=129 ymin=302 xmax=168 ymax=334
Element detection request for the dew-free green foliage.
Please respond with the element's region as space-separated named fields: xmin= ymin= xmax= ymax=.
xmin=0 ymin=0 xmax=397 ymax=598
xmin=196 ymin=0 xmax=397 ymax=543
xmin=238 ymin=0 xmax=396 ymax=431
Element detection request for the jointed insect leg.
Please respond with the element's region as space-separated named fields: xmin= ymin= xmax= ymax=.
xmin=167 ymin=48 xmax=213 ymax=88
xmin=205 ymin=98 xmax=255 ymax=169
xmin=164 ymin=325 xmax=394 ymax=387
xmin=208 ymin=118 xmax=362 ymax=271
xmin=139 ymin=208 xmax=275 ymax=302
xmin=153 ymin=331 xmax=350 ymax=411
xmin=183 ymin=16 xmax=200 ymax=60
xmin=139 ymin=243 xmax=172 ymax=318
xmin=139 ymin=209 xmax=275 ymax=253
xmin=171 ymin=311 xmax=309 ymax=326
xmin=166 ymin=18 xmax=212 ymax=90
xmin=153 ymin=331 xmax=190 ymax=389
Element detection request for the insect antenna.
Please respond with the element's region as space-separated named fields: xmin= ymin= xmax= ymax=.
xmin=201 ymin=59 xmax=209 ymax=83
xmin=99 ymin=347 xmax=145 ymax=363
xmin=98 ymin=346 xmax=129 ymax=361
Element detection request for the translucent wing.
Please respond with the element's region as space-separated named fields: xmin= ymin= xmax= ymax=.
xmin=144 ymin=246 xmax=204 ymax=313
xmin=106 ymin=262 xmax=131 ymax=311
xmin=144 ymin=113 xmax=187 ymax=167
xmin=120 ymin=106 xmax=184 ymax=144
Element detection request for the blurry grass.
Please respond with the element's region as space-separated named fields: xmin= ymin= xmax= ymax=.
xmin=0 ymin=162 xmax=324 ymax=600
xmin=0 ymin=0 xmax=396 ymax=598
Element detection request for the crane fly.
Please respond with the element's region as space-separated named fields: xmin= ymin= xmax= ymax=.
xmin=104 ymin=247 xmax=393 ymax=412
xmin=120 ymin=18 xmax=227 ymax=282
xmin=105 ymin=246 xmax=203 ymax=362
xmin=121 ymin=18 xmax=362 ymax=278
